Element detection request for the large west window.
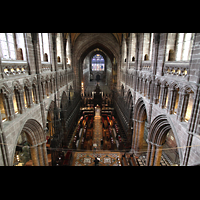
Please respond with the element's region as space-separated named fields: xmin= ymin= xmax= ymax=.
xmin=91 ymin=54 xmax=105 ymax=71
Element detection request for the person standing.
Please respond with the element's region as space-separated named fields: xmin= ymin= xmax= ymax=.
xmin=94 ymin=157 xmax=99 ymax=166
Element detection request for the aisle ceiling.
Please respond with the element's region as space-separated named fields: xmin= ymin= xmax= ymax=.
xmin=65 ymin=33 xmax=129 ymax=46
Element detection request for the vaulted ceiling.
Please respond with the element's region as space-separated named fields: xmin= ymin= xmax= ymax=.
xmin=64 ymin=33 xmax=129 ymax=46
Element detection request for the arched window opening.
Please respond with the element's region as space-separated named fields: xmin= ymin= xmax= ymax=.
xmin=168 ymin=49 xmax=175 ymax=61
xmin=32 ymin=84 xmax=37 ymax=104
xmin=13 ymin=90 xmax=19 ymax=114
xmin=66 ymin=36 xmax=71 ymax=65
xmin=164 ymin=88 xmax=169 ymax=109
xmin=15 ymin=33 xmax=26 ymax=61
xmin=122 ymin=38 xmax=127 ymax=64
xmin=24 ymin=88 xmax=28 ymax=108
xmin=0 ymin=33 xmax=16 ymax=60
xmin=174 ymin=88 xmax=179 ymax=115
xmin=39 ymin=33 xmax=50 ymax=62
xmin=56 ymin=33 xmax=62 ymax=63
xmin=130 ymin=33 xmax=136 ymax=62
xmin=46 ymin=81 xmax=49 ymax=97
xmin=91 ymin=54 xmax=105 ymax=71
xmin=143 ymin=33 xmax=154 ymax=61
xmin=185 ymin=92 xmax=194 ymax=122
xmin=0 ymin=92 xmax=7 ymax=122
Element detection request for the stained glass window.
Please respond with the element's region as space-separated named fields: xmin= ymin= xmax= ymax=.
xmin=91 ymin=54 xmax=105 ymax=71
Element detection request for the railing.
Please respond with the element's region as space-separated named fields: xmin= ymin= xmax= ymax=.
xmin=164 ymin=61 xmax=189 ymax=77
xmin=1 ymin=60 xmax=28 ymax=78
xmin=129 ymin=62 xmax=136 ymax=69
xmin=41 ymin=62 xmax=52 ymax=72
xmin=141 ymin=60 xmax=152 ymax=71
xmin=57 ymin=63 xmax=63 ymax=70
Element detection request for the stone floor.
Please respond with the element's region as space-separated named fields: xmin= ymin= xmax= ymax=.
xmin=92 ymin=108 xmax=102 ymax=150
xmin=71 ymin=151 xmax=122 ymax=166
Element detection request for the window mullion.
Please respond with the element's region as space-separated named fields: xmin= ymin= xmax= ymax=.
xmin=5 ymin=34 xmax=11 ymax=59
xmin=181 ymin=33 xmax=186 ymax=60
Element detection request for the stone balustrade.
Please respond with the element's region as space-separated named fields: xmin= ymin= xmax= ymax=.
xmin=1 ymin=60 xmax=28 ymax=78
xmin=164 ymin=61 xmax=189 ymax=77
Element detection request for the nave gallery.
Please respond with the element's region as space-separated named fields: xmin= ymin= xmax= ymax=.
xmin=0 ymin=33 xmax=200 ymax=166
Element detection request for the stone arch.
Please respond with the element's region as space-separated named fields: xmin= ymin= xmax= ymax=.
xmin=46 ymin=100 xmax=56 ymax=137
xmin=126 ymin=89 xmax=134 ymax=148
xmin=0 ymin=83 xmax=14 ymax=120
xmin=13 ymin=80 xmax=24 ymax=114
xmin=23 ymin=78 xmax=31 ymax=88
xmin=146 ymin=114 xmax=181 ymax=166
xmin=12 ymin=119 xmax=48 ymax=166
xmin=132 ymin=97 xmax=148 ymax=155
xmin=1 ymin=83 xmax=12 ymax=96
xmin=60 ymin=91 xmax=68 ymax=109
xmin=60 ymin=91 xmax=68 ymax=121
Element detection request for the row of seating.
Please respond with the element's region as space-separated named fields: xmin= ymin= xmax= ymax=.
xmin=121 ymin=154 xmax=138 ymax=166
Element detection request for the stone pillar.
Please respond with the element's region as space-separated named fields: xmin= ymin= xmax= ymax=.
xmin=37 ymin=143 xmax=44 ymax=166
xmin=28 ymin=87 xmax=33 ymax=107
xmin=166 ymin=88 xmax=178 ymax=115
xmin=142 ymin=79 xmax=146 ymax=95
xmin=135 ymin=120 xmax=145 ymax=155
xmin=153 ymin=83 xmax=160 ymax=104
xmin=153 ymin=144 xmax=163 ymax=166
xmin=147 ymin=81 xmax=151 ymax=99
xmin=7 ymin=94 xmax=15 ymax=120
xmin=145 ymin=140 xmax=152 ymax=166
xmin=30 ymin=145 xmax=40 ymax=166
xmin=19 ymin=90 xmax=25 ymax=114
xmin=159 ymin=85 xmax=164 ymax=108
xmin=177 ymin=91 xmax=188 ymax=121
xmin=42 ymin=141 xmax=49 ymax=166
xmin=149 ymin=142 xmax=156 ymax=166
xmin=133 ymin=119 xmax=139 ymax=152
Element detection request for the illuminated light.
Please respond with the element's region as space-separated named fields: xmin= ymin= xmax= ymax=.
xmin=2 ymin=118 xmax=7 ymax=122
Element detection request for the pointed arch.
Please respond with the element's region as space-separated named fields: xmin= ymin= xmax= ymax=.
xmin=146 ymin=114 xmax=182 ymax=166
xmin=12 ymin=119 xmax=47 ymax=166
xmin=132 ymin=97 xmax=148 ymax=154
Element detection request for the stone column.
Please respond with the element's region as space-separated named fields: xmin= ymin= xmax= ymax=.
xmin=19 ymin=90 xmax=25 ymax=114
xmin=7 ymin=94 xmax=15 ymax=120
xmin=145 ymin=139 xmax=152 ymax=166
xmin=135 ymin=120 xmax=145 ymax=155
xmin=133 ymin=119 xmax=139 ymax=152
xmin=149 ymin=142 xmax=156 ymax=166
xmin=37 ymin=143 xmax=44 ymax=166
xmin=30 ymin=145 xmax=40 ymax=166
xmin=142 ymin=79 xmax=146 ymax=95
xmin=147 ymin=81 xmax=151 ymax=99
xmin=177 ymin=91 xmax=188 ymax=121
xmin=159 ymin=85 xmax=164 ymax=108
xmin=28 ymin=87 xmax=33 ymax=107
xmin=153 ymin=144 xmax=163 ymax=166
xmin=42 ymin=141 xmax=49 ymax=166
xmin=153 ymin=83 xmax=160 ymax=104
